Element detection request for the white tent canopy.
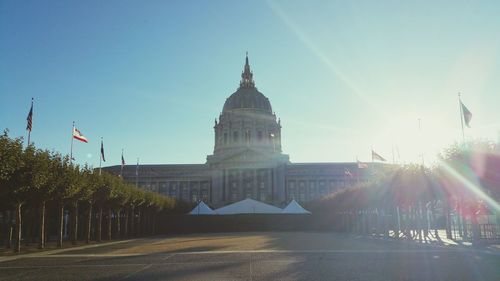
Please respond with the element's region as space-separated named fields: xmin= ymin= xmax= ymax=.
xmin=215 ymin=198 xmax=282 ymax=215
xmin=189 ymin=201 xmax=217 ymax=215
xmin=281 ymin=200 xmax=311 ymax=214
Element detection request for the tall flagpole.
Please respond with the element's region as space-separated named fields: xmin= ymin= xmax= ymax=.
xmin=135 ymin=157 xmax=139 ymax=188
xmin=99 ymin=137 xmax=103 ymax=175
xmin=70 ymin=121 xmax=75 ymax=163
xmin=418 ymin=118 xmax=424 ymax=166
xmin=370 ymin=147 xmax=374 ymax=163
xmin=457 ymin=93 xmax=466 ymax=236
xmin=391 ymin=145 xmax=395 ymax=165
xmin=458 ymin=93 xmax=465 ymax=144
xmin=396 ymin=146 xmax=401 ymax=164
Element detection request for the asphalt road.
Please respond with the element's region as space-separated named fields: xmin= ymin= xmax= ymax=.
xmin=1 ymin=233 xmax=499 ymax=281
xmin=2 ymin=250 xmax=499 ymax=280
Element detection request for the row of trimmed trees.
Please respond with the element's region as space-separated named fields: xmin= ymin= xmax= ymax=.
xmin=309 ymin=141 xmax=500 ymax=241
xmin=0 ymin=130 xmax=189 ymax=253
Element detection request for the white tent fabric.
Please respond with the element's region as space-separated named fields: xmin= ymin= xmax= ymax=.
xmin=215 ymin=198 xmax=282 ymax=215
xmin=189 ymin=201 xmax=217 ymax=215
xmin=281 ymin=200 xmax=311 ymax=214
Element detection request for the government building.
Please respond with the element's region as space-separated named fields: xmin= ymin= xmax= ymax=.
xmin=104 ymin=55 xmax=384 ymax=208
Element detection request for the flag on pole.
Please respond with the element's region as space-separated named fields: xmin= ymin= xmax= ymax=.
xmin=121 ymin=152 xmax=126 ymax=168
xmin=72 ymin=127 xmax=88 ymax=143
xmin=100 ymin=140 xmax=105 ymax=162
xmin=372 ymin=150 xmax=386 ymax=162
xmin=26 ymin=100 xmax=33 ymax=132
xmin=357 ymin=160 xmax=368 ymax=169
xmin=344 ymin=168 xmax=353 ymax=178
xmin=460 ymin=101 xmax=472 ymax=128
xmin=135 ymin=158 xmax=139 ymax=176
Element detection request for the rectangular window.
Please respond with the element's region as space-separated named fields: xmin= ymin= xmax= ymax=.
xmin=233 ymin=131 xmax=239 ymax=142
xmin=180 ymin=182 xmax=189 ymax=200
xmin=299 ymin=187 xmax=306 ymax=202
xmin=245 ymin=130 xmax=251 ymax=144
xmin=159 ymin=182 xmax=168 ymax=194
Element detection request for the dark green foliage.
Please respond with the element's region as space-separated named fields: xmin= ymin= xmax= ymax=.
xmin=0 ymin=131 xmax=184 ymax=252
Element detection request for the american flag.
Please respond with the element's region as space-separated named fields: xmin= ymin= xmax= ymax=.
xmin=100 ymin=140 xmax=105 ymax=162
xmin=121 ymin=151 xmax=125 ymax=168
xmin=372 ymin=150 xmax=386 ymax=162
xmin=26 ymin=99 xmax=33 ymax=132
xmin=461 ymin=101 xmax=472 ymax=128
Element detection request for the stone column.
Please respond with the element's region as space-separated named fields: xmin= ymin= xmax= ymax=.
xmin=252 ymin=169 xmax=259 ymax=200
xmin=268 ymin=169 xmax=274 ymax=203
xmin=222 ymin=169 xmax=227 ymax=203
xmin=239 ymin=169 xmax=244 ymax=201
xmin=210 ymin=169 xmax=223 ymax=207
xmin=275 ymin=164 xmax=286 ymax=205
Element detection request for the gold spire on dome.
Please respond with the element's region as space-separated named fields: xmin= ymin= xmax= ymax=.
xmin=240 ymin=52 xmax=255 ymax=88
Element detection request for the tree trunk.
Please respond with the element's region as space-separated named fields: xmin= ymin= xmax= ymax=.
xmin=471 ymin=210 xmax=480 ymax=245
xmin=107 ymin=207 xmax=112 ymax=240
xmin=394 ymin=206 xmax=400 ymax=239
xmin=39 ymin=201 xmax=46 ymax=249
xmin=405 ymin=206 xmax=412 ymax=240
xmin=116 ymin=209 xmax=121 ymax=239
xmin=7 ymin=210 xmax=13 ymax=249
xmin=444 ymin=200 xmax=452 ymax=239
xmin=431 ymin=201 xmax=438 ymax=238
xmin=152 ymin=213 xmax=156 ymax=235
xmin=123 ymin=208 xmax=129 ymax=238
xmin=15 ymin=203 xmax=22 ymax=253
xmin=1 ymin=211 xmax=7 ymax=248
xmin=145 ymin=210 xmax=150 ymax=235
xmin=58 ymin=201 xmax=64 ymax=247
xmin=131 ymin=208 xmax=135 ymax=237
xmin=71 ymin=201 xmax=78 ymax=245
xmin=97 ymin=206 xmax=103 ymax=242
xmin=137 ymin=209 xmax=141 ymax=236
xmin=8 ymin=224 xmax=13 ymax=249
xmin=417 ymin=202 xmax=423 ymax=242
xmin=24 ymin=208 xmax=31 ymax=247
xmin=86 ymin=202 xmax=93 ymax=244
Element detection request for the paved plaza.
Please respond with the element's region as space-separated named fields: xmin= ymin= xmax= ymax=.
xmin=1 ymin=232 xmax=499 ymax=281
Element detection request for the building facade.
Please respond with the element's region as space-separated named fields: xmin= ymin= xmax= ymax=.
xmin=104 ymin=55 xmax=384 ymax=207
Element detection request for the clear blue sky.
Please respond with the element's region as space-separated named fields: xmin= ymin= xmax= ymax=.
xmin=1 ymin=0 xmax=500 ymax=167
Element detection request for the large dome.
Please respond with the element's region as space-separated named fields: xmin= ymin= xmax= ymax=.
xmin=222 ymin=54 xmax=273 ymax=114
xmin=210 ymin=54 xmax=284 ymax=158
xmin=222 ymin=87 xmax=272 ymax=114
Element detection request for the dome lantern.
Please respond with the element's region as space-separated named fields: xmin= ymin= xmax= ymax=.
xmin=240 ymin=52 xmax=255 ymax=89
